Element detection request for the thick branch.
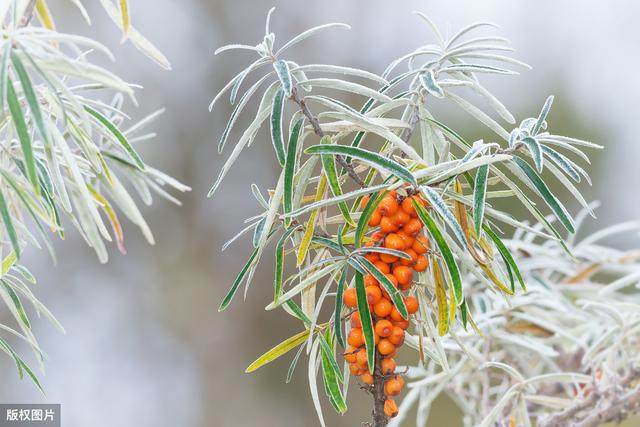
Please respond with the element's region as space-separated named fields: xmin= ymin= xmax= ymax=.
xmin=371 ymin=344 xmax=388 ymax=427
xmin=289 ymin=86 xmax=367 ymax=188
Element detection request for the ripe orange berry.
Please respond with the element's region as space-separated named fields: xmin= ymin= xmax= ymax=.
xmin=364 ymin=252 xmax=379 ymax=263
xmin=401 ymin=196 xmax=418 ymax=216
xmin=380 ymin=252 xmax=399 ymax=264
xmin=393 ymin=319 xmax=410 ymax=330
xmin=360 ymin=195 xmax=371 ymax=209
xmin=414 ymin=255 xmax=429 ymax=272
xmin=349 ymin=363 xmax=361 ymax=375
xmin=351 ymin=312 xmax=362 ymax=328
xmin=404 ymin=296 xmax=419 ymax=314
xmin=371 ymin=231 xmax=385 ymax=241
xmin=384 ymin=378 xmax=402 ymax=396
xmin=403 ymin=218 xmax=423 ymax=236
xmin=373 ymin=298 xmax=393 ymax=317
xmin=384 ymin=399 xmax=399 ymax=418
xmin=389 ymin=326 xmax=405 ymax=346
xmin=343 ymin=288 xmax=357 ymax=308
xmin=380 ymin=216 xmax=399 ymax=233
xmin=381 ymin=358 xmax=396 ymax=375
xmin=356 ymin=348 xmax=369 ymax=367
xmin=396 ymin=231 xmax=414 ymax=249
xmin=364 ymin=274 xmax=379 ymax=287
xmin=378 ymin=339 xmax=395 ymax=356
xmin=385 ymin=274 xmax=399 ymax=288
xmin=393 ymin=265 xmax=413 ymax=286
xmin=374 ymin=261 xmax=391 ymax=274
xmin=390 ymin=306 xmax=404 ymax=322
xmin=399 ymin=249 xmax=418 ymax=267
xmin=348 ymin=328 xmax=365 ymax=348
xmin=390 ymin=209 xmax=410 ymax=227
xmin=344 ymin=346 xmax=358 ymax=363
xmin=396 ymin=376 xmax=405 ymax=389
xmin=368 ymin=210 xmax=382 ymax=227
xmin=412 ymin=235 xmax=430 ymax=254
xmin=384 ymin=233 xmax=405 ymax=251
xmin=378 ymin=196 xmax=399 ymax=216
xmin=366 ymin=286 xmax=382 ymax=305
xmin=375 ymin=319 xmax=394 ymax=338
xmin=360 ymin=373 xmax=374 ymax=385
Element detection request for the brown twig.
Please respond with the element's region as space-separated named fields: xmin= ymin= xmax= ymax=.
xmin=371 ymin=341 xmax=389 ymax=427
xmin=19 ymin=0 xmax=38 ymax=28
xmin=289 ymin=86 xmax=367 ymax=188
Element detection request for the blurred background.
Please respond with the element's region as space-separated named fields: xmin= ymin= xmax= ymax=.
xmin=1 ymin=0 xmax=639 ymax=426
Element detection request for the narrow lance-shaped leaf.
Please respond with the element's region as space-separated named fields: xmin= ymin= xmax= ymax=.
xmin=432 ymin=257 xmax=449 ymax=336
xmin=420 ymin=69 xmax=444 ymax=98
xmin=320 ymin=333 xmax=347 ymax=414
xmin=270 ymin=88 xmax=286 ymax=165
xmin=473 ymin=165 xmax=489 ymax=236
xmin=6 ymin=80 xmax=39 ymax=195
xmin=532 ymin=95 xmax=554 ymax=136
xmin=306 ymin=145 xmax=416 ymax=186
xmin=333 ymin=266 xmax=348 ymax=349
xmin=0 ymin=187 xmax=20 ymax=258
xmin=358 ymin=257 xmax=408 ymax=319
xmin=274 ymin=227 xmax=298 ymax=303
xmin=296 ymin=175 xmax=327 ymax=266
xmin=283 ymin=117 xmax=304 ymax=226
xmin=355 ymin=191 xmax=384 ymax=247
xmin=413 ymin=200 xmax=463 ymax=304
xmin=512 ymin=157 xmax=575 ymax=233
xmin=273 ymin=59 xmax=292 ymax=96
xmin=521 ymin=136 xmax=543 ymax=172
xmin=421 ymin=186 xmax=467 ymax=247
xmin=483 ymin=225 xmax=526 ymax=291
xmin=245 ymin=329 xmax=311 ymax=373
xmin=218 ymin=247 xmax=260 ymax=311
xmin=355 ymin=271 xmax=375 ymax=373
xmin=85 ymin=106 xmax=145 ymax=170
xmin=11 ymin=52 xmax=49 ymax=147
xmin=319 ymin=136 xmax=356 ymax=227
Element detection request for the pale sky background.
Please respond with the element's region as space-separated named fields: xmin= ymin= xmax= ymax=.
xmin=0 ymin=1 xmax=638 ymax=426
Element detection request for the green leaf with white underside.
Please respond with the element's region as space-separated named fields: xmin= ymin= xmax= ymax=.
xmin=355 ymin=271 xmax=375 ymax=373
xmin=420 ymin=69 xmax=444 ymax=98
xmin=473 ymin=165 xmax=489 ymax=236
xmin=270 ymin=88 xmax=286 ymax=165
xmin=6 ymin=80 xmax=39 ymax=194
xmin=273 ymin=59 xmax=292 ymax=96
xmin=218 ymin=247 xmax=259 ymax=311
xmin=319 ymin=136 xmax=356 ymax=227
xmin=358 ymin=257 xmax=408 ymax=319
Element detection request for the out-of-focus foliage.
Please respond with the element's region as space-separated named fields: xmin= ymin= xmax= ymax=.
xmin=210 ymin=8 xmax=616 ymax=427
xmin=0 ymin=0 xmax=188 ymax=390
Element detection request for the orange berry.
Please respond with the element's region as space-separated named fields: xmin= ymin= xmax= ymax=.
xmin=381 ymin=358 xmax=396 ymax=375
xmin=384 ymin=378 xmax=402 ymax=396
xmin=384 ymin=399 xmax=399 ymax=418
xmin=380 ymin=216 xmax=399 ymax=233
xmin=364 ymin=274 xmax=379 ymax=287
xmin=412 ymin=235 xmax=430 ymax=254
xmin=356 ymin=348 xmax=369 ymax=367
xmin=393 ymin=265 xmax=413 ymax=286
xmin=366 ymin=286 xmax=382 ymax=305
xmin=379 ymin=196 xmax=399 ymax=216
xmin=401 ymin=196 xmax=418 ymax=216
xmin=378 ymin=339 xmax=396 ymax=356
xmin=351 ymin=312 xmax=362 ymax=328
xmin=368 ymin=210 xmax=382 ymax=227
xmin=348 ymin=328 xmax=365 ymax=348
xmin=389 ymin=190 xmax=398 ymax=198
xmin=360 ymin=195 xmax=371 ymax=209
xmin=375 ymin=319 xmax=394 ymax=338
xmin=373 ymin=298 xmax=393 ymax=317
xmin=399 ymin=249 xmax=418 ymax=267
xmin=384 ymin=233 xmax=405 ymax=251
xmin=389 ymin=326 xmax=405 ymax=346
xmin=364 ymin=252 xmax=379 ymax=264
xmin=343 ymin=288 xmax=357 ymax=308
xmin=405 ymin=296 xmax=419 ymax=314
xmin=403 ymin=218 xmax=423 ymax=236
xmin=414 ymin=255 xmax=429 ymax=272
xmin=374 ymin=261 xmax=391 ymax=274
xmin=349 ymin=363 xmax=362 ymax=375
xmin=380 ymin=252 xmax=399 ymax=264
xmin=393 ymin=319 xmax=410 ymax=330
xmin=391 ymin=209 xmax=410 ymax=227
xmin=371 ymin=231 xmax=385 ymax=241
xmin=360 ymin=373 xmax=374 ymax=385
xmin=396 ymin=231 xmax=415 ymax=249
xmin=385 ymin=274 xmax=399 ymax=288
xmin=344 ymin=346 xmax=358 ymax=363
xmin=390 ymin=306 xmax=404 ymax=322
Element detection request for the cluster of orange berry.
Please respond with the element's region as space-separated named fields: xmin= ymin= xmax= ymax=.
xmin=342 ymin=191 xmax=429 ymax=418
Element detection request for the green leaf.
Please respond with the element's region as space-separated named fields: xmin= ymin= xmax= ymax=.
xmin=358 ymin=257 xmax=408 ymax=319
xmin=284 ymin=117 xmax=304 ymax=226
xmin=320 ymin=339 xmax=347 ymax=414
xmin=421 ymin=186 xmax=467 ymax=247
xmin=319 ymin=136 xmax=356 ymax=227
xmin=512 ymin=157 xmax=575 ymax=233
xmin=245 ymin=329 xmax=311 ymax=373
xmin=420 ymin=69 xmax=444 ymax=98
xmin=218 ymin=247 xmax=259 ymax=311
xmin=305 ymin=144 xmax=416 ymax=185
xmin=355 ymin=191 xmax=384 ymax=247
xmin=333 ymin=266 xmax=348 ymax=349
xmin=521 ymin=136 xmax=543 ymax=172
xmin=2 ymin=281 xmax=30 ymax=328
xmin=413 ymin=200 xmax=463 ymax=304
xmin=84 ymin=105 xmax=145 ymax=170
xmin=270 ymin=88 xmax=286 ymax=165
xmin=532 ymin=95 xmax=553 ymax=136
xmin=6 ymin=79 xmax=39 ymax=195
xmin=355 ymin=271 xmax=375 ymax=373
xmin=274 ymin=227 xmax=297 ymax=303
xmin=483 ymin=225 xmax=526 ymax=291
xmin=11 ymin=52 xmax=49 ymax=147
xmin=273 ymin=59 xmax=292 ymax=96
xmin=0 ymin=43 xmax=10 ymax=111
xmin=286 ymin=341 xmax=305 ymax=383
xmin=541 ymin=145 xmax=581 ymax=182
xmin=473 ymin=165 xmax=489 ymax=236
xmin=0 ymin=187 xmax=20 ymax=258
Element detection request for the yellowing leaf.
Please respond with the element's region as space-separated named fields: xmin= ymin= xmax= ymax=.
xmin=296 ymin=175 xmax=327 ymax=266
xmin=119 ymin=0 xmax=130 ymax=41
xmin=245 ymin=329 xmax=311 ymax=373
xmin=35 ymin=0 xmax=55 ymax=30
xmin=432 ymin=256 xmax=449 ymax=336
